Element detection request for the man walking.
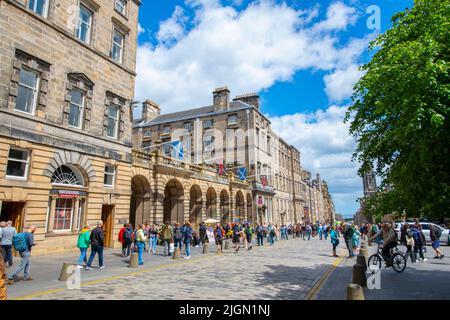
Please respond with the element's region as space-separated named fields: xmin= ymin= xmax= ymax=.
xmin=0 ymin=221 xmax=17 ymax=268
xmin=256 ymin=223 xmax=264 ymax=246
xmin=430 ymin=224 xmax=444 ymax=259
xmin=161 ymin=221 xmax=173 ymax=256
xmin=199 ymin=222 xmax=207 ymax=246
xmin=6 ymin=225 xmax=36 ymax=285
xmin=343 ymin=224 xmax=355 ymax=258
xmin=86 ymin=221 xmax=105 ymax=270
xmin=214 ymin=223 xmax=225 ymax=253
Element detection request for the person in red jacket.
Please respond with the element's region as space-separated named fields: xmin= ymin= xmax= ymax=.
xmin=118 ymin=224 xmax=127 ymax=257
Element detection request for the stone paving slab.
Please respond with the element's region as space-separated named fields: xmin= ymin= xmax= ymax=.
xmin=6 ymin=236 xmax=339 ymax=300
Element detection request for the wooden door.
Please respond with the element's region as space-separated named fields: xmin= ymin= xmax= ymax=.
xmin=0 ymin=201 xmax=25 ymax=232
xmin=101 ymin=205 xmax=114 ymax=248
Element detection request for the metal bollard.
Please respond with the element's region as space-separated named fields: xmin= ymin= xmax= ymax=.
xmin=356 ymin=254 xmax=367 ymax=271
xmin=129 ymin=252 xmax=139 ymax=268
xmin=352 ymin=264 xmax=367 ymax=287
xmin=58 ymin=263 xmax=76 ymax=281
xmin=346 ymin=283 xmax=365 ymax=300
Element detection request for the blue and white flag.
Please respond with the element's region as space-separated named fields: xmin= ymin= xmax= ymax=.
xmin=171 ymin=140 xmax=184 ymax=160
xmin=237 ymin=167 xmax=247 ymax=181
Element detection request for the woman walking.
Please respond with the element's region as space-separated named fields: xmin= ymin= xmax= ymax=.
xmin=135 ymin=224 xmax=147 ymax=266
xmin=330 ymin=225 xmax=339 ymax=257
xmin=183 ymin=222 xmax=193 ymax=259
xmin=149 ymin=223 xmax=159 ymax=254
xmin=76 ymin=224 xmax=90 ymax=269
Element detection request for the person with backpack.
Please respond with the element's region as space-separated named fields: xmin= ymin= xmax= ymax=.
xmin=232 ymin=222 xmax=243 ymax=253
xmin=330 ymin=225 xmax=339 ymax=257
xmin=244 ymin=223 xmax=253 ymax=250
xmin=161 ymin=221 xmax=173 ymax=256
xmin=214 ymin=223 xmax=225 ymax=253
xmin=173 ymin=222 xmax=183 ymax=252
xmin=410 ymin=224 xmax=426 ymax=262
xmin=268 ymin=223 xmax=276 ymax=246
xmin=430 ymin=224 xmax=444 ymax=259
xmin=6 ymin=225 xmax=36 ymax=285
xmin=76 ymin=224 xmax=91 ymax=269
xmin=86 ymin=221 xmax=105 ymax=270
xmin=199 ymin=222 xmax=207 ymax=245
xmin=183 ymin=222 xmax=193 ymax=259
xmin=343 ymin=224 xmax=355 ymax=258
xmin=122 ymin=224 xmax=133 ymax=257
xmin=143 ymin=221 xmax=151 ymax=253
xmin=135 ymin=224 xmax=147 ymax=266
xmin=149 ymin=223 xmax=159 ymax=254
xmin=0 ymin=221 xmax=17 ymax=268
xmin=255 ymin=223 xmax=264 ymax=246
xmin=118 ymin=223 xmax=127 ymax=257
xmin=306 ymin=224 xmax=312 ymax=241
xmin=405 ymin=229 xmax=416 ymax=263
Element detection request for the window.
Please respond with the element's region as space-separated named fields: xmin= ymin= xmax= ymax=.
xmin=76 ymin=5 xmax=92 ymax=44
xmin=106 ymin=104 xmax=120 ymax=138
xmin=16 ymin=68 xmax=39 ymax=114
xmin=228 ymin=114 xmax=238 ymax=125
xmin=28 ymin=0 xmax=49 ymax=17
xmin=54 ymin=198 xmax=74 ymax=231
xmin=204 ymin=135 xmax=214 ymax=152
xmin=162 ymin=125 xmax=171 ymax=134
xmin=142 ymin=140 xmax=151 ymax=150
xmin=51 ymin=165 xmax=84 ymax=186
xmin=203 ymin=119 xmax=213 ymax=128
xmin=256 ymin=129 xmax=259 ymax=147
xmin=104 ymin=165 xmax=116 ymax=187
xmin=162 ymin=141 xmax=171 ymax=155
xmin=68 ymin=89 xmax=84 ymax=128
xmin=6 ymin=148 xmax=30 ymax=179
xmin=184 ymin=122 xmax=193 ymax=132
xmin=111 ymin=29 xmax=124 ymax=63
xmin=115 ymin=0 xmax=126 ymax=15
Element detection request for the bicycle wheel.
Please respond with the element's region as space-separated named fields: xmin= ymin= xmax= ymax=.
xmin=368 ymin=254 xmax=382 ymax=270
xmin=392 ymin=252 xmax=407 ymax=273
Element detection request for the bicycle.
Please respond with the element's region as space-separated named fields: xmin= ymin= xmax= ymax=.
xmin=368 ymin=243 xmax=407 ymax=273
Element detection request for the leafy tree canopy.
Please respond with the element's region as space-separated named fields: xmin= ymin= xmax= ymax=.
xmin=346 ymin=0 xmax=449 ymax=219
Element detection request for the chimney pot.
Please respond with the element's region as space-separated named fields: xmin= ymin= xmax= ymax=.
xmin=233 ymin=93 xmax=260 ymax=110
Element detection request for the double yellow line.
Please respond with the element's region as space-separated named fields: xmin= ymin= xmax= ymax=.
xmin=305 ymin=253 xmax=344 ymax=300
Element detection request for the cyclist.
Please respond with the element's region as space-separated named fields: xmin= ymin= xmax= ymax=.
xmin=370 ymin=221 xmax=398 ymax=266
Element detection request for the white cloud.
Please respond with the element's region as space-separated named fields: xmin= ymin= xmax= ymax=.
xmin=137 ymin=23 xmax=145 ymax=35
xmin=324 ymin=64 xmax=364 ymax=103
xmin=269 ymin=106 xmax=363 ymax=216
xmin=135 ymin=1 xmax=367 ymax=111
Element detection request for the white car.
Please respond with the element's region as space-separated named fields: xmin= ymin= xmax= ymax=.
xmin=395 ymin=222 xmax=449 ymax=245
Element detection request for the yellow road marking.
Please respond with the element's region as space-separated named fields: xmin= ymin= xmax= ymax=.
xmin=305 ymin=251 xmax=345 ymax=300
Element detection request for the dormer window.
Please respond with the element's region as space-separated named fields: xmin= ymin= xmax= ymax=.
xmin=184 ymin=122 xmax=193 ymax=132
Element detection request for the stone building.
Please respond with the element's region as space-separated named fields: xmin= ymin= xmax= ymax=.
xmin=0 ymin=0 xmax=141 ymax=255
xmin=133 ymin=87 xmax=335 ymax=226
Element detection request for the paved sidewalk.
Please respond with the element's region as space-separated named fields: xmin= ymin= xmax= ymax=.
xmin=316 ymin=242 xmax=450 ymax=300
xmin=5 ymin=236 xmax=339 ymax=300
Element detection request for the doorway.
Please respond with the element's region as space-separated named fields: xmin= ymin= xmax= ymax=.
xmin=0 ymin=201 xmax=25 ymax=232
xmin=101 ymin=205 xmax=114 ymax=248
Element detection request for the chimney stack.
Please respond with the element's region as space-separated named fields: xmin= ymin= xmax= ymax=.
xmin=233 ymin=93 xmax=260 ymax=110
xmin=213 ymin=86 xmax=230 ymax=111
xmin=142 ymin=99 xmax=160 ymax=122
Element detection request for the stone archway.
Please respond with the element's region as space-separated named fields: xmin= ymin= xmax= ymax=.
xmin=131 ymin=175 xmax=151 ymax=227
xmin=235 ymin=190 xmax=245 ymax=222
xmin=246 ymin=193 xmax=253 ymax=224
xmin=164 ymin=179 xmax=184 ymax=224
xmin=189 ymin=185 xmax=202 ymax=230
xmin=220 ymin=189 xmax=230 ymax=224
xmin=206 ymin=187 xmax=217 ymax=219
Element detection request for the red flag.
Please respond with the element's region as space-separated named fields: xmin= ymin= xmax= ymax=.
xmin=217 ymin=159 xmax=226 ymax=176
xmin=261 ymin=175 xmax=268 ymax=186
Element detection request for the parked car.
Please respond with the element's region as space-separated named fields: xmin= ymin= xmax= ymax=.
xmin=395 ymin=222 xmax=449 ymax=245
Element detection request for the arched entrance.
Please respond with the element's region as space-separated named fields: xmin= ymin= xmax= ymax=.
xmin=246 ymin=193 xmax=253 ymax=224
xmin=220 ymin=189 xmax=230 ymax=224
xmin=189 ymin=185 xmax=202 ymax=230
xmin=206 ymin=187 xmax=217 ymax=219
xmin=46 ymin=164 xmax=89 ymax=239
xmin=130 ymin=175 xmax=151 ymax=227
xmin=164 ymin=179 xmax=184 ymax=224
xmin=235 ymin=190 xmax=245 ymax=222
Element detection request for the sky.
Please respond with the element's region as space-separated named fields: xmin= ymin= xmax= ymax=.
xmin=135 ymin=0 xmax=414 ymax=217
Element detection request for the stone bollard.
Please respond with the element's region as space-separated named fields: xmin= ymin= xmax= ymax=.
xmin=356 ymin=254 xmax=367 ymax=271
xmin=58 ymin=263 xmax=77 ymax=282
xmin=202 ymin=243 xmax=209 ymax=254
xmin=352 ymin=264 xmax=367 ymax=287
xmin=173 ymin=247 xmax=181 ymax=259
xmin=224 ymin=239 xmax=231 ymax=250
xmin=361 ymin=240 xmax=367 ymax=249
xmin=346 ymin=283 xmax=365 ymax=300
xmin=129 ymin=252 xmax=139 ymax=268
xmin=360 ymin=247 xmax=369 ymax=263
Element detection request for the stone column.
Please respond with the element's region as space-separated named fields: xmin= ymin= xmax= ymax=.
xmin=72 ymin=198 xmax=80 ymax=232
xmin=47 ymin=197 xmax=57 ymax=233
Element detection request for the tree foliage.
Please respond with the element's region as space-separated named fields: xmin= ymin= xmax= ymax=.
xmin=346 ymin=0 xmax=450 ymax=219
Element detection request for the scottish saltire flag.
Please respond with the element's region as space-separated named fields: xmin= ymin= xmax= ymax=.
xmin=170 ymin=140 xmax=184 ymax=160
xmin=237 ymin=167 xmax=247 ymax=181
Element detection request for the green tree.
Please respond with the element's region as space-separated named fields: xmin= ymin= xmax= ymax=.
xmin=346 ymin=0 xmax=449 ymax=219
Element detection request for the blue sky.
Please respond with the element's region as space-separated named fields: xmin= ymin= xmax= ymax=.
xmin=135 ymin=0 xmax=414 ymax=217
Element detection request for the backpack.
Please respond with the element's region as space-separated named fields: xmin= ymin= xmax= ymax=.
xmin=123 ymin=229 xmax=132 ymax=242
xmin=435 ymin=226 xmax=442 ymax=239
xmin=13 ymin=233 xmax=28 ymax=252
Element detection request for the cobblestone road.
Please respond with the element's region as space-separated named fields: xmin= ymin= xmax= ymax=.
xmin=26 ymin=237 xmax=339 ymax=300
